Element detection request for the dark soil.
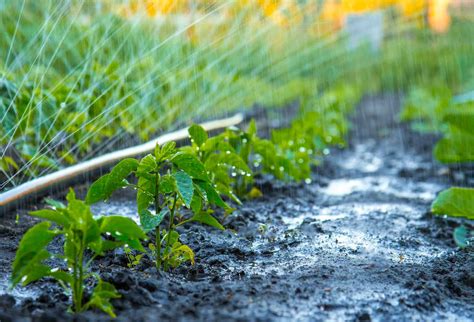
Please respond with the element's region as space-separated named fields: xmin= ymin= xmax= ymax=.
xmin=1 ymin=94 xmax=473 ymax=321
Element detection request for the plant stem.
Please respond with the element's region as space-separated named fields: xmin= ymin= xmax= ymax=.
xmin=165 ymin=193 xmax=178 ymax=272
xmin=154 ymin=172 xmax=162 ymax=271
xmin=72 ymin=238 xmax=85 ymax=313
xmin=155 ymin=226 xmax=161 ymax=270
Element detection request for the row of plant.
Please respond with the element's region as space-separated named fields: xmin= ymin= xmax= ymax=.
xmin=401 ymin=85 xmax=474 ymax=247
xmin=4 ymin=1 xmax=474 ymax=189
xmin=10 ymin=91 xmax=361 ymax=317
xmin=0 ymin=0 xmax=367 ymax=189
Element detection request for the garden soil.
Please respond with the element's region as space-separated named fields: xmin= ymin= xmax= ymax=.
xmin=0 ymin=94 xmax=473 ymax=321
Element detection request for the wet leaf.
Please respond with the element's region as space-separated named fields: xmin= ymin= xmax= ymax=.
xmin=173 ymin=171 xmax=193 ymax=208
xmin=188 ymin=124 xmax=208 ymax=146
xmin=171 ymin=153 xmax=208 ymax=181
xmin=11 ymin=222 xmax=58 ymax=287
xmin=86 ymin=158 xmax=138 ymax=204
xmin=195 ymin=180 xmax=228 ymax=209
xmin=453 ymin=225 xmax=474 ymax=248
xmin=190 ymin=211 xmax=224 ymax=230
xmin=140 ymin=208 xmax=168 ymax=233
xmin=98 ymin=216 xmax=146 ymax=251
xmin=431 ymin=187 xmax=474 ymax=220
xmin=85 ymin=280 xmax=121 ymax=318
xmin=29 ymin=208 xmax=69 ymax=227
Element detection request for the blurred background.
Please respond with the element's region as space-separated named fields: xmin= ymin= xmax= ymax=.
xmin=1 ymin=0 xmax=473 ymax=191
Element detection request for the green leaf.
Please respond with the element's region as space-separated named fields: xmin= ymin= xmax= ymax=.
xmin=156 ymin=141 xmax=176 ymax=161
xmin=140 ymin=208 xmax=168 ymax=232
xmin=247 ymin=119 xmax=257 ymax=138
xmin=136 ymin=154 xmax=156 ymax=175
xmin=98 ymin=216 xmax=146 ymax=251
xmin=431 ymin=187 xmax=474 ymax=220
xmin=190 ymin=193 xmax=202 ymax=213
xmin=188 ymin=124 xmax=208 ymax=146
xmin=11 ymin=222 xmax=58 ymax=287
xmin=444 ymin=111 xmax=474 ymax=135
xmin=85 ymin=280 xmax=121 ymax=318
xmin=434 ymin=133 xmax=474 ymax=163
xmin=173 ymin=171 xmax=193 ymax=208
xmin=168 ymin=243 xmax=195 ymax=267
xmin=171 ymin=153 xmax=208 ymax=181
xmin=195 ymin=181 xmax=228 ymax=209
xmin=191 ymin=211 xmax=224 ymax=230
xmin=66 ymin=194 xmax=101 ymax=245
xmin=86 ymin=158 xmax=138 ymax=204
xmin=159 ymin=174 xmax=176 ymax=194
xmin=453 ymin=225 xmax=474 ymax=248
xmin=29 ymin=209 xmax=69 ymax=227
xmin=137 ymin=176 xmax=155 ymax=214
xmin=44 ymin=198 xmax=65 ymax=209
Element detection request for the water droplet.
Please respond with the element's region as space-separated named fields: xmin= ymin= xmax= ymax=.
xmin=242 ymin=139 xmax=248 ymax=143
xmin=299 ymin=147 xmax=306 ymax=153
xmin=279 ymin=166 xmax=284 ymax=172
xmin=106 ymin=232 xmax=111 ymax=236
xmin=115 ymin=231 xmax=122 ymax=236
xmin=323 ymin=148 xmax=330 ymax=155
xmin=270 ymin=166 xmax=275 ymax=170
xmin=253 ymin=162 xmax=260 ymax=167
xmin=50 ymin=267 xmax=59 ymax=273
xmin=298 ymin=159 xmax=304 ymax=164
xmin=231 ymin=172 xmax=237 ymax=177
xmin=60 ymin=102 xmax=66 ymax=109
xmin=305 ymin=178 xmax=312 ymax=184
xmin=21 ymin=276 xmax=27 ymax=283
xmin=226 ymin=150 xmax=231 ymax=154
xmin=246 ymin=173 xmax=252 ymax=177
xmin=124 ymin=244 xmax=129 ymax=248
xmin=289 ymin=140 xmax=294 ymax=146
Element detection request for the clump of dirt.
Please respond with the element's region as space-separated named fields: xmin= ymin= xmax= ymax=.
xmin=0 ymin=94 xmax=473 ymax=321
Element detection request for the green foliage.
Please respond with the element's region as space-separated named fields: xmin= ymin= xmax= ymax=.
xmin=86 ymin=158 xmax=139 ymax=204
xmin=431 ymin=187 xmax=474 ymax=220
xmin=87 ymin=142 xmax=228 ymax=271
xmin=434 ymin=110 xmax=474 ymax=163
xmin=401 ymin=86 xmax=452 ymax=133
xmin=11 ymin=189 xmax=146 ymax=317
xmin=453 ymin=226 xmax=474 ymax=249
xmin=401 ymin=86 xmax=474 ymax=164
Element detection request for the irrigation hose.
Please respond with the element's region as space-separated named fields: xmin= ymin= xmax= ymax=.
xmin=0 ymin=113 xmax=245 ymax=214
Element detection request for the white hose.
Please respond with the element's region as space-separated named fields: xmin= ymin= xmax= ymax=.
xmin=0 ymin=113 xmax=244 ymax=212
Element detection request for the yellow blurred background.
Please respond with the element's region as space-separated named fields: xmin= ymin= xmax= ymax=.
xmin=115 ymin=0 xmax=464 ymax=34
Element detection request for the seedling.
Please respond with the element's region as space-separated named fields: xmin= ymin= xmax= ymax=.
xmin=11 ymin=190 xmax=146 ymax=317
xmin=86 ymin=142 xmax=229 ymax=271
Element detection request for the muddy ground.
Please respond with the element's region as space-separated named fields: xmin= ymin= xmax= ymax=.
xmin=0 ymin=94 xmax=473 ymax=321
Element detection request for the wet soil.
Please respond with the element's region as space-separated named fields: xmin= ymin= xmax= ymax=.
xmin=1 ymin=94 xmax=473 ymax=321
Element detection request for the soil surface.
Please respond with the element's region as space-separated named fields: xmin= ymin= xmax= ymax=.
xmin=1 ymin=94 xmax=473 ymax=321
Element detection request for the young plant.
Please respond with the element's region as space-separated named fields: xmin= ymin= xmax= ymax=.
xmin=11 ymin=190 xmax=146 ymax=317
xmin=432 ymin=187 xmax=474 ymax=248
xmin=184 ymin=123 xmax=253 ymax=202
xmin=86 ymin=142 xmax=229 ymax=271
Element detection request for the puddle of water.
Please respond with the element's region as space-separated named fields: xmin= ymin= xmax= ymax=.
xmin=90 ymin=200 xmax=140 ymax=223
xmin=0 ymin=279 xmax=38 ymax=300
xmin=336 ymin=143 xmax=384 ymax=173
xmin=322 ymin=176 xmax=441 ymax=201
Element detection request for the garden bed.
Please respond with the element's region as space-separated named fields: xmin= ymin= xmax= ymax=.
xmin=0 ymin=94 xmax=473 ymax=321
